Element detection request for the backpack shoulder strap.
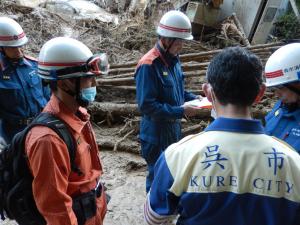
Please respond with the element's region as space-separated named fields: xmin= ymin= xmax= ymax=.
xmin=29 ymin=112 xmax=82 ymax=175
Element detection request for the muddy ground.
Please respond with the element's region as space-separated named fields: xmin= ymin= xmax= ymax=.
xmin=101 ymin=151 xmax=146 ymax=225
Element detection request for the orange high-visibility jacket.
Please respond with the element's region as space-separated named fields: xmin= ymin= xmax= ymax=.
xmin=25 ymin=94 xmax=107 ymax=225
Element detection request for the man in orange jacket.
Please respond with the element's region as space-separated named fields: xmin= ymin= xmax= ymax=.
xmin=25 ymin=37 xmax=109 ymax=225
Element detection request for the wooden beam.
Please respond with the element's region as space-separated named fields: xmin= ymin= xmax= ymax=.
xmin=109 ymin=42 xmax=283 ymax=69
xmin=232 ymin=13 xmax=251 ymax=47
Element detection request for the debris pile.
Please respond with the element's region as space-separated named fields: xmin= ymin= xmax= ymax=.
xmin=0 ymin=0 xmax=280 ymax=154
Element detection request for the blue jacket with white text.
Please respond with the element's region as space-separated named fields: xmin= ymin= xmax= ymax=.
xmin=145 ymin=117 xmax=300 ymax=225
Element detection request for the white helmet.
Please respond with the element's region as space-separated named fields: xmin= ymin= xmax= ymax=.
xmin=265 ymin=43 xmax=300 ymax=87
xmin=38 ymin=37 xmax=109 ymax=80
xmin=156 ymin=10 xmax=193 ymax=40
xmin=0 ymin=17 xmax=28 ymax=47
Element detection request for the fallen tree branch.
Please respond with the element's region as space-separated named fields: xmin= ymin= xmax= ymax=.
xmin=113 ymin=129 xmax=135 ymax=151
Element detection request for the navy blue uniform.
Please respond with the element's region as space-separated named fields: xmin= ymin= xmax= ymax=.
xmin=134 ymin=43 xmax=197 ymax=192
xmin=0 ymin=52 xmax=50 ymax=143
xmin=265 ymin=100 xmax=300 ymax=153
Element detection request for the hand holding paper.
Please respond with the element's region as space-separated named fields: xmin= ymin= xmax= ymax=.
xmin=184 ymin=97 xmax=212 ymax=109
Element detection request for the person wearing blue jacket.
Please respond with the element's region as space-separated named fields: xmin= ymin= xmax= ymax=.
xmin=264 ymin=43 xmax=300 ymax=153
xmin=0 ymin=17 xmax=50 ymax=144
xmin=144 ymin=46 xmax=300 ymax=225
xmin=135 ymin=11 xmax=202 ymax=193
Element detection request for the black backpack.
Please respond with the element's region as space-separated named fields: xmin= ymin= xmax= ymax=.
xmin=0 ymin=112 xmax=80 ymax=225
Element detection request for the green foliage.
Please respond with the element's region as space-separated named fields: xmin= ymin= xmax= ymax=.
xmin=297 ymin=0 xmax=300 ymax=10
xmin=273 ymin=13 xmax=300 ymax=39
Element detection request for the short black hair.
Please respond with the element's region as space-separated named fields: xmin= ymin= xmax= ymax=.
xmin=206 ymin=46 xmax=263 ymax=106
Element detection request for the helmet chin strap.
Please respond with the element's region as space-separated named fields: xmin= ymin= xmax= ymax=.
xmin=58 ymin=78 xmax=90 ymax=107
xmin=281 ymin=84 xmax=300 ymax=111
xmin=75 ymin=77 xmax=89 ymax=107
xmin=166 ymin=38 xmax=175 ymax=53
xmin=161 ymin=38 xmax=176 ymax=55
xmin=282 ymin=102 xmax=299 ymax=112
xmin=285 ymin=84 xmax=300 ymax=96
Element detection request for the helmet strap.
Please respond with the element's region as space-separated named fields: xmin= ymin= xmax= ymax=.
xmin=58 ymin=79 xmax=76 ymax=97
xmin=282 ymin=102 xmax=299 ymax=112
xmin=62 ymin=85 xmax=76 ymax=97
xmin=75 ymin=77 xmax=89 ymax=107
xmin=285 ymin=84 xmax=300 ymax=96
xmin=166 ymin=38 xmax=176 ymax=54
xmin=281 ymin=84 xmax=300 ymax=111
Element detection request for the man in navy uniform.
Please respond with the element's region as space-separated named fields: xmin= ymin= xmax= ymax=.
xmin=264 ymin=43 xmax=300 ymax=153
xmin=0 ymin=17 xmax=50 ymax=144
xmin=134 ymin=10 xmax=202 ymax=193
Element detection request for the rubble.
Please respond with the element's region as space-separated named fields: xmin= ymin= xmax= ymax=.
xmin=0 ymin=0 xmax=280 ymax=155
xmin=41 ymin=0 xmax=119 ymax=24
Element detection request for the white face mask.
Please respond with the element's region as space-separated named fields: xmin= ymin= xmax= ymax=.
xmin=211 ymin=107 xmax=217 ymax=119
xmin=210 ymin=86 xmax=218 ymax=119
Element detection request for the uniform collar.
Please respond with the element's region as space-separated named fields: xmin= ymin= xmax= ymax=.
xmin=19 ymin=57 xmax=32 ymax=67
xmin=44 ymin=94 xmax=90 ymax=134
xmin=205 ymin=117 xmax=265 ymax=134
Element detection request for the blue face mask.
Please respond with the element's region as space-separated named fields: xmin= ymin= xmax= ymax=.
xmin=79 ymin=86 xmax=97 ymax=104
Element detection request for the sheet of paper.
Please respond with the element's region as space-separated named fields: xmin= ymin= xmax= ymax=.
xmin=184 ymin=97 xmax=212 ymax=109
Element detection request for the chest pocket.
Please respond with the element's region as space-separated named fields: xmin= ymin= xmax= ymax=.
xmin=161 ymin=76 xmax=176 ymax=103
xmin=264 ymin=110 xmax=282 ymax=135
xmin=26 ymin=70 xmax=46 ymax=104
xmin=29 ymin=72 xmax=40 ymax=86
xmin=0 ymin=78 xmax=22 ymax=110
xmin=160 ymin=71 xmax=185 ymax=107
xmin=161 ymin=76 xmax=174 ymax=87
xmin=75 ymin=138 xmax=92 ymax=174
xmin=27 ymin=71 xmax=42 ymax=91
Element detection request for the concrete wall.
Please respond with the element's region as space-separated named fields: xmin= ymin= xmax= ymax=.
xmin=216 ymin=0 xmax=289 ymax=43
xmin=251 ymin=0 xmax=289 ymax=44
xmin=218 ymin=0 xmax=266 ymax=38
